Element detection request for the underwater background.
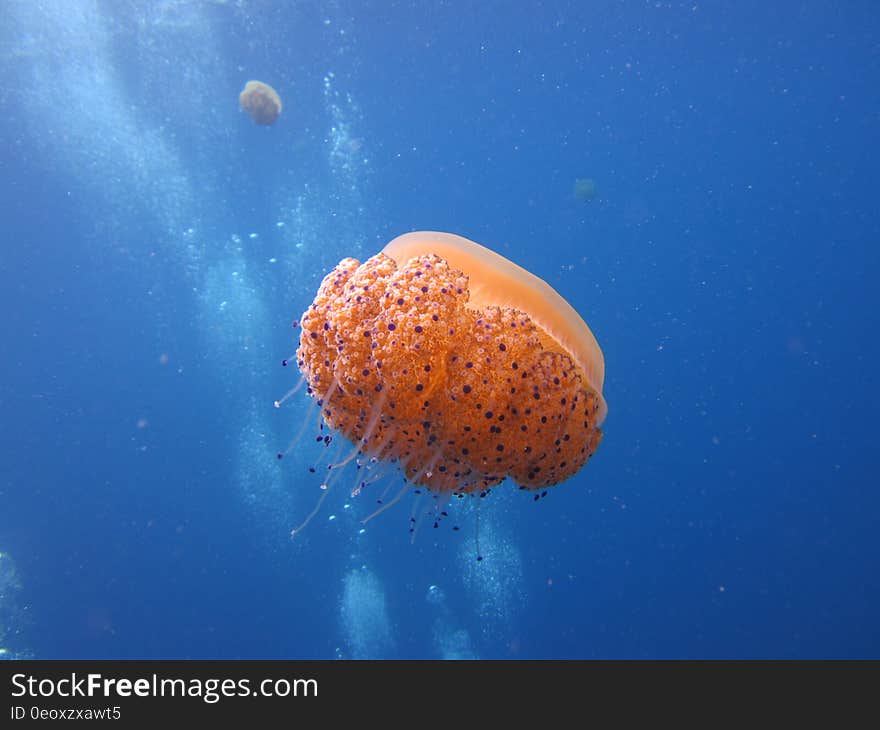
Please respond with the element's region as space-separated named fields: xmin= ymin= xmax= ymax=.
xmin=1 ymin=0 xmax=878 ymax=659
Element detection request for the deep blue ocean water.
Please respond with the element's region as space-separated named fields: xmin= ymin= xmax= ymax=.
xmin=0 ymin=0 xmax=877 ymax=659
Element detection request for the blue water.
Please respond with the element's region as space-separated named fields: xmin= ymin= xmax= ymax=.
xmin=1 ymin=0 xmax=877 ymax=659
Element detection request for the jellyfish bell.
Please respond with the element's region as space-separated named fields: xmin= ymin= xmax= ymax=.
xmin=239 ymin=80 xmax=282 ymax=126
xmin=284 ymin=231 xmax=606 ymax=534
xmin=573 ymin=177 xmax=598 ymax=203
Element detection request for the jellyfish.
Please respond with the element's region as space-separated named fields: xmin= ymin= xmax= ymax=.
xmin=573 ymin=178 xmax=598 ymax=202
xmin=291 ymin=231 xmax=606 ymax=504
xmin=239 ymin=80 xmax=282 ymax=126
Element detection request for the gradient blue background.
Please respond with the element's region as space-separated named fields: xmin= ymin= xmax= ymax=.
xmin=0 ymin=0 xmax=877 ymax=659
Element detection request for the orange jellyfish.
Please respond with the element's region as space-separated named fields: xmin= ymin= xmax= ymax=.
xmin=288 ymin=231 xmax=606 ymax=520
xmin=239 ymin=80 xmax=282 ymax=125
